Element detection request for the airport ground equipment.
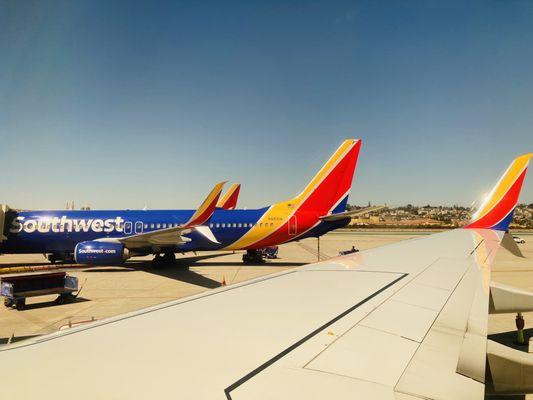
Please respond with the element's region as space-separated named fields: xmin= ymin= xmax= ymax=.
xmin=260 ymin=246 xmax=278 ymax=259
xmin=242 ymin=249 xmax=265 ymax=264
xmin=338 ymin=246 xmax=359 ymax=256
xmin=513 ymin=235 xmax=526 ymax=244
xmin=1 ymin=272 xmax=78 ymax=310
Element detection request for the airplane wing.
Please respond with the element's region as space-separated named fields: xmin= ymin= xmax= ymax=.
xmin=0 ymin=155 xmax=531 ymax=400
xmin=105 ymin=182 xmax=225 ymax=248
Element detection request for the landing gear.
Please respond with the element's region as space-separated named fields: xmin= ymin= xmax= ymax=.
xmin=46 ymin=253 xmax=75 ymax=265
xmin=151 ymin=252 xmax=176 ymax=268
xmin=242 ymin=250 xmax=265 ymax=264
xmin=162 ymin=252 xmax=176 ymax=264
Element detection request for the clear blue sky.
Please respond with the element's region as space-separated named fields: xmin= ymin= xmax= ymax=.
xmin=1 ymin=1 xmax=532 ymax=210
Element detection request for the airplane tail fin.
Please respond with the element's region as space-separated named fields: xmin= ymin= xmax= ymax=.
xmin=290 ymin=139 xmax=361 ymax=215
xmin=465 ymin=153 xmax=532 ymax=231
xmin=217 ymin=183 xmax=241 ymax=210
xmin=184 ymin=181 xmax=226 ymax=227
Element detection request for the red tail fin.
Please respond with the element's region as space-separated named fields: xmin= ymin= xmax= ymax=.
xmin=292 ymin=139 xmax=361 ymax=215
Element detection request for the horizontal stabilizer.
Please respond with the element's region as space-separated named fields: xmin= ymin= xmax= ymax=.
xmin=500 ymin=233 xmax=524 ymax=258
xmin=320 ymin=205 xmax=387 ymax=222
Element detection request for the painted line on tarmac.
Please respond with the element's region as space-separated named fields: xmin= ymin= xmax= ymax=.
xmin=296 ymin=241 xmax=330 ymax=261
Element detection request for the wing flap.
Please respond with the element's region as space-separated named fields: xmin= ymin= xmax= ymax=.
xmin=307 ymin=325 xmax=419 ymax=387
xmin=395 ymin=255 xmax=490 ymax=399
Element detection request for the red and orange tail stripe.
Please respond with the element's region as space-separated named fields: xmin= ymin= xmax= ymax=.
xmin=466 ymin=153 xmax=532 ymax=231
xmin=185 ymin=181 xmax=226 ymax=227
xmin=292 ymin=138 xmax=361 ymax=216
xmin=225 ymin=139 xmax=361 ymax=250
xmin=217 ymin=183 xmax=241 ymax=210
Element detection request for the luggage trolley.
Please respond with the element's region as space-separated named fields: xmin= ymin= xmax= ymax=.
xmin=1 ymin=272 xmax=79 ymax=311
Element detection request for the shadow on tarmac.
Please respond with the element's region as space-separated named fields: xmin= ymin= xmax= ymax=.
xmin=4 ymin=296 xmax=91 ymax=312
xmin=1 ymin=253 xmax=306 ymax=289
xmin=488 ymin=328 xmax=533 ymax=351
xmin=484 ymin=328 xmax=533 ymax=400
xmin=87 ymin=253 xmax=232 ymax=289
xmin=0 ymin=261 xmax=53 ymax=268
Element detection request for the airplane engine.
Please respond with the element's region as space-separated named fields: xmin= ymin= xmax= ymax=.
xmin=74 ymin=241 xmax=130 ymax=265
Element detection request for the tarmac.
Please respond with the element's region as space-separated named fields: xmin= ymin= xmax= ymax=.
xmin=0 ymin=230 xmax=532 ymax=347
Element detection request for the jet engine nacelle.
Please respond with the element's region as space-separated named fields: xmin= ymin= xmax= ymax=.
xmin=74 ymin=241 xmax=129 ymax=265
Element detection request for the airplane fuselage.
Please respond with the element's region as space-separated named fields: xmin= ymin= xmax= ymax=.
xmin=0 ymin=208 xmax=349 ymax=255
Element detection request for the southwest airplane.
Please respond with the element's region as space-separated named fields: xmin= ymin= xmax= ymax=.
xmin=2 ymin=153 xmax=531 ymax=400
xmin=0 ymin=139 xmax=361 ymax=266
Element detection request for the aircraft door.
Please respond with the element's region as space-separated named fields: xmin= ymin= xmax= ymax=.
xmin=288 ymin=215 xmax=297 ymax=236
xmin=135 ymin=221 xmax=143 ymax=234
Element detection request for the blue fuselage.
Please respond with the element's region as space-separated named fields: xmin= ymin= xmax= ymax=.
xmin=0 ymin=208 xmax=348 ymax=255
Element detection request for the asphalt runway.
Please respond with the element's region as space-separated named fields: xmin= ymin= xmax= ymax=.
xmin=0 ymin=230 xmax=531 ymax=345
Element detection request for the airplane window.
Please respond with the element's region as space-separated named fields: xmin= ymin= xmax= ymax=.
xmin=221 ymin=223 xmax=225 ymax=228
xmin=216 ymin=223 xmax=220 ymax=228
xmin=232 ymin=223 xmax=237 ymax=228
xmin=238 ymin=223 xmax=242 ymax=228
xmin=270 ymin=223 xmax=274 ymax=227
xmin=144 ymin=224 xmax=148 ymax=229
xmin=156 ymin=224 xmax=161 ymax=229
xmin=150 ymin=224 xmax=154 ymax=229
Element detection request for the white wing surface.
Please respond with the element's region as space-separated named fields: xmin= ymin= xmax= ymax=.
xmin=0 ymin=229 xmax=503 ymax=399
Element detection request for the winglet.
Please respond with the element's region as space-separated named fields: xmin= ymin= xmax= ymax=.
xmin=185 ymin=181 xmax=226 ymax=227
xmin=465 ymin=153 xmax=532 ymax=231
xmin=217 ymin=183 xmax=241 ymax=210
